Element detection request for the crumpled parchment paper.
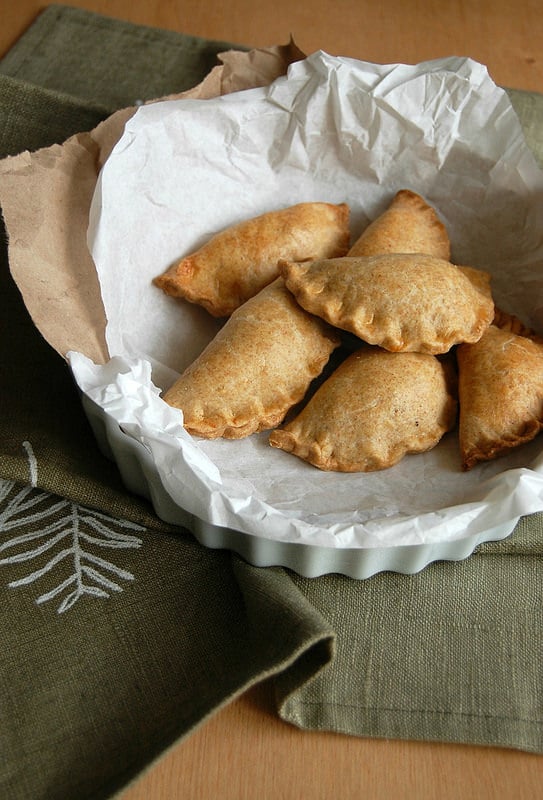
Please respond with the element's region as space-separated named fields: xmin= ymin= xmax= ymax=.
xmin=75 ymin=51 xmax=543 ymax=549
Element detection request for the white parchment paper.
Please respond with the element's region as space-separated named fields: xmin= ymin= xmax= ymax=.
xmin=75 ymin=52 xmax=543 ymax=549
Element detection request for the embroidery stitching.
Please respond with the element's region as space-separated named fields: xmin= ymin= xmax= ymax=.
xmin=0 ymin=442 xmax=144 ymax=613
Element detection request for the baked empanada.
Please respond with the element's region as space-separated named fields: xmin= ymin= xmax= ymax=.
xmin=279 ymin=253 xmax=494 ymax=354
xmin=348 ymin=189 xmax=450 ymax=259
xmin=153 ymin=202 xmax=350 ymax=317
xmin=269 ymin=347 xmax=458 ymax=472
xmin=162 ymin=278 xmax=341 ymax=438
xmin=492 ymin=306 xmax=543 ymax=342
xmin=457 ymin=325 xmax=543 ymax=470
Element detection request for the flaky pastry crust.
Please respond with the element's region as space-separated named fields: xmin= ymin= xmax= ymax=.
xmin=348 ymin=189 xmax=451 ymax=260
xmin=162 ymin=278 xmax=340 ymax=438
xmin=269 ymin=346 xmax=458 ymax=471
xmin=457 ymin=325 xmax=543 ymax=470
xmin=153 ymin=202 xmax=350 ymax=317
xmin=279 ymin=253 xmax=494 ymax=354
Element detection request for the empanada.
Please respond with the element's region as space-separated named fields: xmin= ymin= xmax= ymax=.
xmin=162 ymin=278 xmax=341 ymax=438
xmin=153 ymin=202 xmax=350 ymax=317
xmin=348 ymin=189 xmax=450 ymax=259
xmin=492 ymin=306 xmax=543 ymax=342
xmin=269 ymin=347 xmax=458 ymax=472
xmin=457 ymin=325 xmax=543 ymax=470
xmin=279 ymin=253 xmax=494 ymax=354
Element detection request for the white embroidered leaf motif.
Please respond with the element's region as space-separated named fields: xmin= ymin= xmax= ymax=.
xmin=0 ymin=479 xmax=144 ymax=614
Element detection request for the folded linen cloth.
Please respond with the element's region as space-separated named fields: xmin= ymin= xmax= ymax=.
xmin=1 ymin=6 xmax=542 ymax=800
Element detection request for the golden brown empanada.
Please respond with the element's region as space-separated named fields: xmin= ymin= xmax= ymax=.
xmin=279 ymin=253 xmax=494 ymax=354
xmin=492 ymin=306 xmax=543 ymax=343
xmin=457 ymin=325 xmax=543 ymax=470
xmin=348 ymin=189 xmax=450 ymax=259
xmin=162 ymin=278 xmax=341 ymax=439
xmin=269 ymin=347 xmax=458 ymax=472
xmin=153 ymin=202 xmax=350 ymax=317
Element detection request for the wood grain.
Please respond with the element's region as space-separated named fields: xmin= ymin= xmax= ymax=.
xmin=2 ymin=3 xmax=543 ymax=799
xmin=123 ymin=682 xmax=543 ymax=800
xmin=2 ymin=0 xmax=543 ymax=90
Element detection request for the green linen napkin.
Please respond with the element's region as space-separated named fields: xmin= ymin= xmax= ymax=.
xmin=1 ymin=6 xmax=542 ymax=799
xmin=0 ymin=9 xmax=334 ymax=800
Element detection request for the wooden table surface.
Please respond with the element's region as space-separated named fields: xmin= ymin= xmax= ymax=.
xmin=3 ymin=3 xmax=543 ymax=798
